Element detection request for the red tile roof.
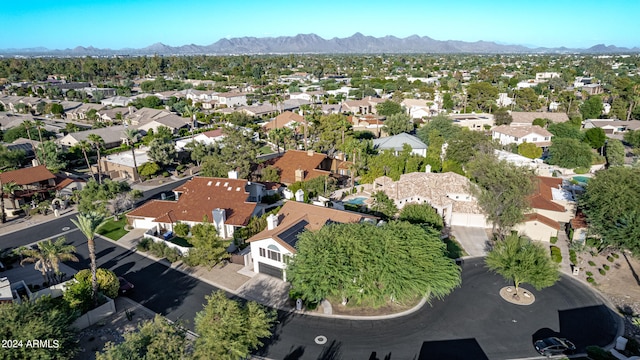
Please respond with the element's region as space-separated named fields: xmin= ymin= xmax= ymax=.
xmin=271 ymin=150 xmax=330 ymax=185
xmin=247 ymin=201 xmax=377 ymax=253
xmin=127 ymin=177 xmax=257 ymax=226
xmin=528 ymin=176 xmax=566 ymax=212
xmin=570 ymin=211 xmax=588 ymax=229
xmin=202 ymin=129 xmax=223 ymax=138
xmin=0 ymin=165 xmax=55 ymax=185
xmin=524 ymin=213 xmax=561 ymax=230
xmin=263 ymin=111 xmax=306 ymax=131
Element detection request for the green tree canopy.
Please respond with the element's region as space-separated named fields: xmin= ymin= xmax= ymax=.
xmin=74 ymin=268 xmax=119 ymax=299
xmin=398 ymin=203 xmax=444 ymax=230
xmin=581 ymin=95 xmax=604 ymax=119
xmin=376 ymin=100 xmax=403 ymax=116
xmin=287 ymin=221 xmax=461 ymax=307
xmin=466 ymin=82 xmax=499 ymax=112
xmin=579 ymin=167 xmax=640 ymax=253
xmin=185 ymin=223 xmax=230 ymax=269
xmin=467 ymin=154 xmax=536 ymax=236
xmin=96 ymin=315 xmax=188 ymax=360
xmin=148 ymin=138 xmax=177 ymax=167
xmin=547 ymin=122 xmax=584 ymax=141
xmin=485 ymin=233 xmax=559 ymax=295
xmin=624 ymin=129 xmax=640 ymax=148
xmin=547 ymin=138 xmax=593 ymax=169
xmin=0 ymin=296 xmax=78 ymax=360
xmin=605 ymin=139 xmax=625 ymax=167
xmin=416 ymin=114 xmax=460 ymax=145
xmin=445 ymin=129 xmax=494 ymax=165
xmin=584 ymin=127 xmax=606 ymax=149
xmin=36 ymin=141 xmax=68 ymax=173
xmin=193 ymin=291 xmax=276 ymax=360
xmin=382 ymin=112 xmax=413 ymax=135
xmin=494 ymin=107 xmax=513 ymax=126
xmin=370 ymin=190 xmax=398 ymax=220
xmin=517 ymin=142 xmax=543 ymax=159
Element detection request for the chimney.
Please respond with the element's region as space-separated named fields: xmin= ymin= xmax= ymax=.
xmin=212 ymin=208 xmax=227 ymax=238
xmin=295 ymin=189 xmax=305 ymax=202
xmin=294 ymin=168 xmax=305 ymax=182
xmin=228 ymin=170 xmax=238 ymax=179
xmin=307 ymin=149 xmax=314 ymax=157
xmin=425 ymin=164 xmax=432 ymax=173
xmin=266 ymin=214 xmax=279 ymax=230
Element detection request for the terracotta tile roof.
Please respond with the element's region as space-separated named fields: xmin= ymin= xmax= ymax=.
xmin=202 ymin=129 xmax=223 ymax=138
xmin=571 ymin=211 xmax=588 ymax=229
xmin=263 ymin=111 xmax=306 ymax=131
xmin=126 ymin=177 xmax=257 ymax=226
xmin=54 ymin=177 xmax=77 ymax=191
xmin=247 ymin=201 xmax=377 ymax=253
xmin=271 ymin=150 xmax=330 ymax=185
xmin=0 ymin=165 xmax=55 ymax=185
xmin=523 ymin=213 xmax=561 ymax=230
xmin=528 ymin=176 xmax=566 ymax=212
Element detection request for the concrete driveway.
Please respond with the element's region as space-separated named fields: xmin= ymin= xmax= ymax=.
xmin=451 ymin=226 xmax=491 ymax=257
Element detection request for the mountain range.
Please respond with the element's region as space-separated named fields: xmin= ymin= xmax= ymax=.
xmin=1 ymin=33 xmax=638 ymax=56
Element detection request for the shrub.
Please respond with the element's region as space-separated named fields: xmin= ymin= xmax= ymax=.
xmin=262 ymin=193 xmax=281 ymax=205
xmin=569 ymin=249 xmax=577 ymax=264
xmin=162 ymin=171 xmax=170 ymax=177
xmin=573 ymin=167 xmax=589 ymax=174
xmin=586 ymin=271 xmax=593 ymax=276
xmin=550 ymin=246 xmax=562 ymax=263
xmin=603 ymin=264 xmax=610 ymax=270
xmin=163 ymin=247 xmax=182 ymax=263
xmin=587 ymin=277 xmax=595 ymax=283
xmin=612 ymin=253 xmax=620 ymax=259
xmin=607 ymin=256 xmax=614 ymax=262
xmin=599 ymin=268 xmax=606 ymax=275
xmin=627 ymin=337 xmax=640 ymax=354
xmin=586 ymin=345 xmax=617 ymax=360
xmin=63 ymin=280 xmax=92 ymax=314
xmin=137 ymin=237 xmax=152 ymax=251
xmin=589 ymin=260 xmax=596 ymax=266
xmin=75 ymin=268 xmax=119 ymax=299
xmin=174 ymin=223 xmax=190 ymax=237
xmin=550 ymin=236 xmax=558 ymax=244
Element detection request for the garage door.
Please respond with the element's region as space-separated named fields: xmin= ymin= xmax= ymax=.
xmin=258 ymin=262 xmax=284 ymax=279
xmin=133 ymin=218 xmax=155 ymax=229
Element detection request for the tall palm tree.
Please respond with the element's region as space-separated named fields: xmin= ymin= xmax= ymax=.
xmin=39 ymin=237 xmax=78 ymax=283
xmin=88 ymin=134 xmax=104 ymax=184
xmin=71 ymin=212 xmax=107 ymax=307
xmin=0 ymin=178 xmax=5 ymax=224
xmin=123 ymin=128 xmax=140 ymax=182
xmin=17 ymin=245 xmax=51 ymax=284
xmin=34 ymin=120 xmax=47 ymax=168
xmin=76 ymin=140 xmax=95 ymax=180
xmin=2 ymin=181 xmax=22 ymax=209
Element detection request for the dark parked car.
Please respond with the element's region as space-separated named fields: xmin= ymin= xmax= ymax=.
xmin=534 ymin=337 xmax=576 ymax=356
xmin=118 ymin=277 xmax=134 ymax=295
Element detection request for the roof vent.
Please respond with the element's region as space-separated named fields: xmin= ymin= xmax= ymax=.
xmin=207 ymin=181 xmax=213 ymax=186
xmin=215 ymin=181 xmax=220 ymax=186
xmin=236 ymin=187 xmax=241 ymax=191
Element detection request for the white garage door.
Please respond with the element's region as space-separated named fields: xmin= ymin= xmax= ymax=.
xmin=451 ymin=213 xmax=487 ymax=228
xmin=133 ymin=218 xmax=155 ymax=229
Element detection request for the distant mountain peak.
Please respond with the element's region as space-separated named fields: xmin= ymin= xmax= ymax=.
xmin=0 ymin=34 xmax=636 ymax=56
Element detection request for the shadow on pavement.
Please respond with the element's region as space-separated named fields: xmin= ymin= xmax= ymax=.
xmin=558 ymin=305 xmax=619 ymax=352
xmin=418 ymin=338 xmax=488 ymax=360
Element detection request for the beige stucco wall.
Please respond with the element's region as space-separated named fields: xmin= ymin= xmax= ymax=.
xmin=514 ymin=221 xmax=558 ymax=242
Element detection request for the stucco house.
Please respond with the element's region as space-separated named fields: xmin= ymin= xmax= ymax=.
xmin=175 ymin=129 xmax=225 ymax=150
xmin=270 ymin=150 xmax=350 ymax=185
xmin=57 ymin=125 xmax=127 ymax=149
xmin=372 ymin=133 xmax=427 ymax=157
xmin=449 ymin=113 xmax=494 ymax=130
xmin=126 ymin=175 xmax=266 ymax=239
xmin=372 ymin=171 xmax=488 ymax=228
xmin=492 ymin=125 xmax=553 ymax=148
xmin=246 ymin=201 xmax=377 ymax=280
xmin=341 ymin=97 xmax=384 ymax=115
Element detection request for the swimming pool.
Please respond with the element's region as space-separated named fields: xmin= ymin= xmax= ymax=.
xmin=573 ymin=176 xmax=590 ymax=184
xmin=344 ymin=197 xmax=367 ymax=205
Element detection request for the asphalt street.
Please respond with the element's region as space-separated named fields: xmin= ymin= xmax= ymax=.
xmin=0 ymin=177 xmax=620 ymax=359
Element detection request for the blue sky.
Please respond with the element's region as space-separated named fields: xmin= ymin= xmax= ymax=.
xmin=2 ymin=0 xmax=638 ymax=50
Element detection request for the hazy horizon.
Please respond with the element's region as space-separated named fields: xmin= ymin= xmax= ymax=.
xmin=2 ymin=0 xmax=639 ymax=50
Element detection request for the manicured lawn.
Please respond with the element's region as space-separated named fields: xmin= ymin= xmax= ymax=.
xmin=168 ymin=236 xmax=193 ymax=248
xmin=258 ymin=145 xmax=275 ymax=155
xmin=97 ymin=216 xmax=129 ymax=241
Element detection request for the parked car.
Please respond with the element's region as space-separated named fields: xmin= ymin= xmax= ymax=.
xmin=534 ymin=337 xmax=576 ymax=356
xmin=118 ymin=277 xmax=134 ymax=295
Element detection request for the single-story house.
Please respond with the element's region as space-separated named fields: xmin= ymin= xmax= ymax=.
xmin=126 ymin=175 xmax=265 ymax=239
xmin=349 ymin=114 xmax=385 ymax=137
xmin=449 ymin=113 xmax=494 ymax=130
xmin=372 ymin=171 xmax=489 ymax=228
xmin=175 ymin=129 xmax=225 ymax=150
xmin=263 ymin=111 xmax=306 ymax=132
xmin=341 ymin=97 xmax=385 ymax=115
xmin=247 ymin=200 xmax=378 ymax=280
xmin=99 ymin=147 xmax=151 ymax=182
xmin=270 ymin=150 xmax=350 ymax=185
xmin=372 ymin=133 xmax=427 ymax=157
xmin=583 ymin=119 xmax=640 ymax=135
xmin=510 ymin=111 xmax=569 ymax=125
xmin=57 ymin=125 xmax=127 ymax=149
xmin=492 ymin=125 xmax=553 ymax=148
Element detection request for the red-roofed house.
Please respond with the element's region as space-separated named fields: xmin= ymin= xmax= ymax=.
xmin=247 ymin=201 xmax=377 ymax=280
xmin=262 ymin=111 xmax=306 ymax=132
xmin=514 ymin=176 xmax=576 ymax=241
xmin=270 ymin=150 xmax=350 ymax=185
xmin=126 ymin=176 xmax=266 ymax=239
xmin=0 ymin=166 xmax=56 ymax=205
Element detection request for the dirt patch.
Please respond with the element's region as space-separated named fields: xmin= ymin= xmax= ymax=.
xmin=574 ymin=249 xmax=640 ymax=339
xmin=323 ymin=296 xmax=422 ymax=316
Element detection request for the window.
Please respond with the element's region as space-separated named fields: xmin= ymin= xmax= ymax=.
xmin=260 ymin=245 xmax=282 ymax=262
xmin=532 ymin=137 xmax=538 ymax=142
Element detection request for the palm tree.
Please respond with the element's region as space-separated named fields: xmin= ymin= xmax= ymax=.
xmin=123 ymin=128 xmax=140 ymax=182
xmin=2 ymin=181 xmax=22 ymax=209
xmin=34 ymin=120 xmax=47 ymax=168
xmin=88 ymin=134 xmax=105 ymax=184
xmin=39 ymin=237 xmax=78 ymax=283
xmin=16 ymin=245 xmax=51 ymax=284
xmin=76 ymin=140 xmax=95 ymax=180
xmin=0 ymin=178 xmax=5 ymax=224
xmin=71 ymin=212 xmax=107 ymax=307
